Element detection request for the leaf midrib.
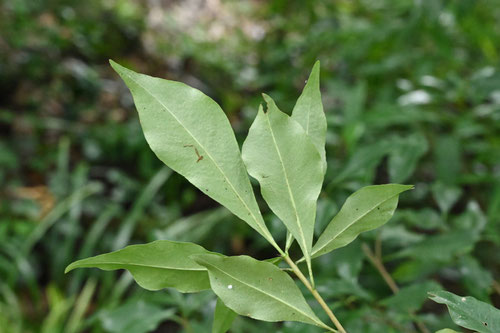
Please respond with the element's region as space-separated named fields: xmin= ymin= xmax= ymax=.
xmin=70 ymin=261 xmax=206 ymax=271
xmin=264 ymin=112 xmax=309 ymax=256
xmin=313 ymin=192 xmax=401 ymax=256
xmin=121 ymin=71 xmax=270 ymax=240
xmin=203 ymin=260 xmax=321 ymax=326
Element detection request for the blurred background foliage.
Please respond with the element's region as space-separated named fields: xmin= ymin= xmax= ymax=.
xmin=1 ymin=0 xmax=499 ymax=332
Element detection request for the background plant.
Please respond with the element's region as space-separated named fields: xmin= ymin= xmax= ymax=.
xmin=1 ymin=0 xmax=499 ymax=332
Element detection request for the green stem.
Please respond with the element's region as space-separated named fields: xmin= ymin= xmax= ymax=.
xmin=283 ymin=255 xmax=346 ymax=333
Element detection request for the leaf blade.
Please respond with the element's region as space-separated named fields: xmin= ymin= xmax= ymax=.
xmin=242 ymin=95 xmax=324 ymax=273
xmin=292 ymin=61 xmax=327 ymax=172
xmin=65 ymin=240 xmax=211 ymax=293
xmin=193 ymin=254 xmax=329 ymax=330
xmin=212 ymin=298 xmax=237 ymax=333
xmin=312 ymin=184 xmax=413 ymax=258
xmin=429 ymin=290 xmax=500 ymax=333
xmin=110 ymin=60 xmax=278 ymax=249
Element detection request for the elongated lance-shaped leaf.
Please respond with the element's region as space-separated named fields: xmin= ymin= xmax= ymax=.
xmin=110 ymin=61 xmax=279 ymax=251
xmin=65 ymin=240 xmax=211 ymax=293
xmin=212 ymin=298 xmax=237 ymax=333
xmin=429 ymin=290 xmax=500 ymax=333
xmin=311 ymin=184 xmax=413 ymax=259
xmin=192 ymin=254 xmax=332 ymax=331
xmin=292 ymin=61 xmax=327 ymax=173
xmin=242 ymin=95 xmax=324 ymax=281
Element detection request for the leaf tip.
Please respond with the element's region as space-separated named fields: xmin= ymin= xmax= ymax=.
xmin=64 ymin=262 xmax=76 ymax=274
xmin=261 ymin=93 xmax=278 ymax=113
xmin=109 ymin=60 xmax=132 ymax=78
xmin=261 ymin=93 xmax=271 ymax=103
xmin=109 ymin=59 xmax=121 ymax=71
xmin=313 ymin=60 xmax=320 ymax=70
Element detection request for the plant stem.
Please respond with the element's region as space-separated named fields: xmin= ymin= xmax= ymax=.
xmin=362 ymin=243 xmax=430 ymax=333
xmin=283 ymin=255 xmax=347 ymax=333
xmin=361 ymin=243 xmax=398 ymax=293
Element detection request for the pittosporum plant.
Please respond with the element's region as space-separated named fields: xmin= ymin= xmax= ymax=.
xmin=66 ymin=61 xmax=413 ymax=333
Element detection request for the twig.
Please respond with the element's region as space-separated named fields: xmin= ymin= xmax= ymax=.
xmin=362 ymin=243 xmax=399 ymax=293
xmin=283 ymin=255 xmax=346 ymax=333
xmin=362 ymin=243 xmax=430 ymax=333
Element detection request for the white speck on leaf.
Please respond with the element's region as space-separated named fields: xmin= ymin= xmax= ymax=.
xmin=461 ymin=297 xmax=466 ymax=302
xmin=228 ymin=285 xmax=233 ymax=289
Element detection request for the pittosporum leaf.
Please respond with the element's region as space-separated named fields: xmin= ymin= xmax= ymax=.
xmin=312 ymin=184 xmax=413 ymax=258
xmin=429 ymin=290 xmax=500 ymax=333
xmin=292 ymin=61 xmax=327 ymax=173
xmin=242 ymin=95 xmax=324 ymax=279
xmin=110 ymin=61 xmax=278 ymax=250
xmin=66 ymin=240 xmax=212 ymax=293
xmin=192 ymin=254 xmax=332 ymax=331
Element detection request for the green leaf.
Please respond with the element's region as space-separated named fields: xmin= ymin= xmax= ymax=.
xmin=436 ymin=329 xmax=461 ymax=333
xmin=242 ymin=95 xmax=324 ymax=275
xmin=429 ymin=290 xmax=500 ymax=333
xmin=431 ymin=182 xmax=463 ymax=214
xmin=312 ymin=184 xmax=413 ymax=258
xmin=381 ymin=280 xmax=441 ymax=313
xmin=192 ymin=254 xmax=330 ymax=330
xmin=292 ymin=61 xmax=327 ymax=172
xmin=212 ymin=298 xmax=237 ymax=333
xmin=388 ymin=133 xmax=428 ymax=183
xmin=99 ymin=300 xmax=175 ymax=333
xmin=110 ymin=61 xmax=278 ymax=250
xmin=392 ymin=230 xmax=478 ymax=262
xmin=65 ymin=240 xmax=211 ymax=293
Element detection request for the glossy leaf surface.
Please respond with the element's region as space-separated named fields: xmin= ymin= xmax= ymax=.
xmin=66 ymin=240 xmax=211 ymax=293
xmin=110 ymin=61 xmax=277 ymax=248
xmin=429 ymin=290 xmax=500 ymax=333
xmin=242 ymin=95 xmax=323 ymax=271
xmin=292 ymin=61 xmax=327 ymax=172
xmin=312 ymin=184 xmax=413 ymax=258
xmin=192 ymin=254 xmax=329 ymax=329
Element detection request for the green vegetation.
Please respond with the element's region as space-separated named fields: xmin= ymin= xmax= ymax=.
xmin=1 ymin=1 xmax=499 ymax=332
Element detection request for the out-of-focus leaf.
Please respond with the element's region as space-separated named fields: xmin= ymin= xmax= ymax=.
xmin=381 ymin=280 xmax=441 ymax=313
xmin=212 ymin=298 xmax=237 ymax=333
xmin=388 ymin=133 xmax=428 ymax=183
xmin=452 ymin=201 xmax=486 ymax=234
xmin=317 ymin=240 xmax=364 ymax=283
xmin=99 ymin=300 xmax=175 ymax=333
xmin=317 ymin=278 xmax=373 ymax=301
xmin=429 ymin=290 xmax=500 ymax=333
xmin=192 ymin=254 xmax=330 ymax=330
xmin=459 ymin=256 xmax=493 ymax=301
xmin=110 ymin=61 xmax=278 ymax=249
xmin=292 ymin=61 xmax=327 ymax=172
xmin=434 ymin=136 xmax=461 ymax=185
xmin=242 ymin=95 xmax=323 ymax=275
xmin=392 ymin=230 xmax=478 ymax=262
xmin=312 ymin=184 xmax=413 ymax=258
xmin=431 ymin=182 xmax=463 ymax=214
xmin=392 ymin=260 xmax=441 ymax=284
xmin=395 ymin=208 xmax=442 ymax=230
xmin=66 ymin=240 xmax=211 ymax=293
xmin=332 ymin=142 xmax=390 ymax=184
xmin=435 ymin=329 xmax=461 ymax=333
xmin=379 ymin=225 xmax=424 ymax=248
